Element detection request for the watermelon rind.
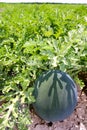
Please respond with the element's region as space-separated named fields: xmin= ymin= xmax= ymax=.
xmin=33 ymin=70 xmax=77 ymax=122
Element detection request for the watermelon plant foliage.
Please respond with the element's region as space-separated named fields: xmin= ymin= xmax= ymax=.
xmin=0 ymin=3 xmax=87 ymax=129
xmin=33 ymin=70 xmax=77 ymax=121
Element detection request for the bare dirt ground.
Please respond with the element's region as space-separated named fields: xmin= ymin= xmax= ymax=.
xmin=29 ymin=85 xmax=87 ymax=130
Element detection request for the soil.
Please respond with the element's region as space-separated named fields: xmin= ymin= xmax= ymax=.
xmin=29 ymin=85 xmax=87 ymax=130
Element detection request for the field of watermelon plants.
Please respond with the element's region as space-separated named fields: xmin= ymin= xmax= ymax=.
xmin=0 ymin=3 xmax=87 ymax=130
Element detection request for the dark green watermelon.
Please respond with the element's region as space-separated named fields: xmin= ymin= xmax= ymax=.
xmin=32 ymin=70 xmax=77 ymax=122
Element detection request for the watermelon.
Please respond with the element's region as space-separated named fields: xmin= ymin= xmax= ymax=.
xmin=32 ymin=70 xmax=77 ymax=122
